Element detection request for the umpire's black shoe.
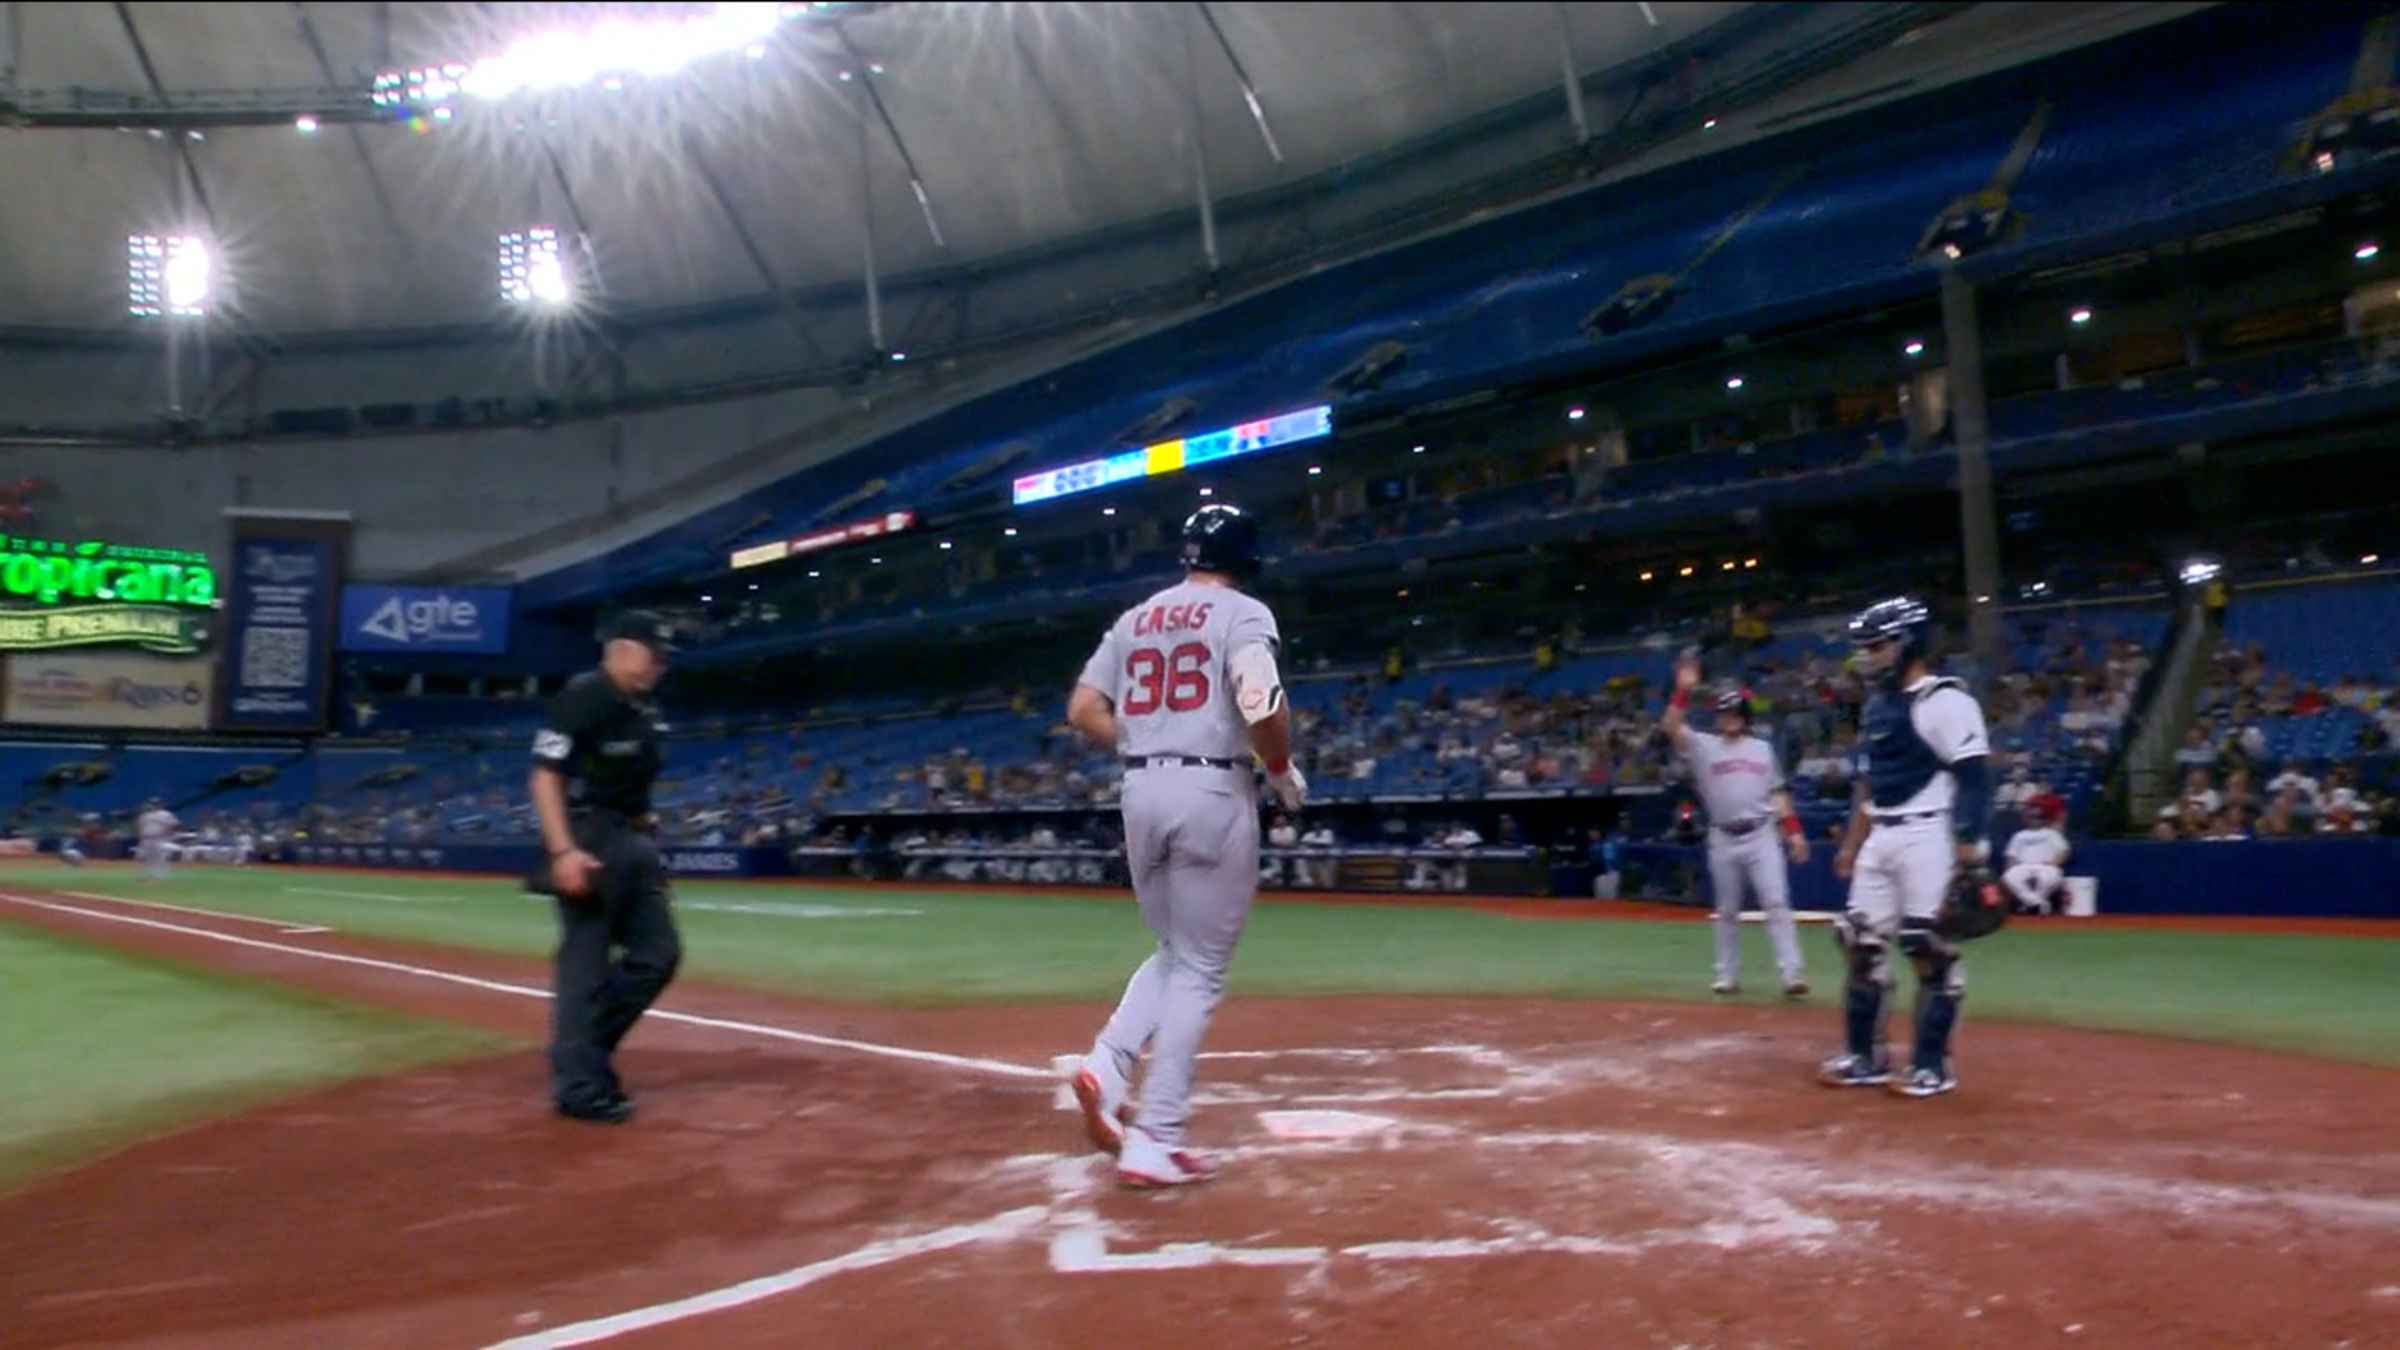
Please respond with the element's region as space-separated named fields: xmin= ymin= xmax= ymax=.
xmin=556 ymin=1091 xmax=636 ymax=1125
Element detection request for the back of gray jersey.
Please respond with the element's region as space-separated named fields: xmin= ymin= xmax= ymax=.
xmin=1079 ymin=581 xmax=1280 ymax=761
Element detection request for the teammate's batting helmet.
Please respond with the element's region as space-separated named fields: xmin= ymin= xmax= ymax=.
xmin=1714 ymin=688 xmax=1752 ymax=723
xmin=1847 ymin=595 xmax=1931 ymax=686
xmin=1180 ymin=502 xmax=1262 ymax=579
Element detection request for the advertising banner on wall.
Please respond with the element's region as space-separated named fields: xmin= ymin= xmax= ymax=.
xmin=2 ymin=652 xmax=215 ymax=730
xmin=338 ymin=585 xmax=513 ymax=655
xmin=0 ymin=532 xmax=218 ymax=655
xmin=216 ymin=511 xmax=350 ymax=733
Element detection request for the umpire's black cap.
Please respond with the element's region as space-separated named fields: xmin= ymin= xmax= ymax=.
xmin=601 ymin=610 xmax=679 ymax=657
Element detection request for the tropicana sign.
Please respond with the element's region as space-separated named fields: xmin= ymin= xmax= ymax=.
xmin=0 ymin=535 xmax=217 ymax=654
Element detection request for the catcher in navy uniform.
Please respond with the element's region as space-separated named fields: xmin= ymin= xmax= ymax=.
xmin=1820 ymin=598 xmax=2006 ymax=1098
xmin=527 ymin=612 xmax=682 ymax=1124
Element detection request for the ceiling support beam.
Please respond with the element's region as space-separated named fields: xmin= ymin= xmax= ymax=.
xmin=686 ymin=133 xmax=831 ymax=368
xmin=538 ymin=138 xmax=605 ymax=298
xmin=114 ymin=3 xmax=219 ymax=232
xmin=1193 ymin=2 xmax=1282 ymax=164
xmin=857 ymin=78 xmax=885 ymax=353
xmin=834 ymin=25 xmax=945 ymax=249
xmin=1183 ymin=5 xmax=1220 ymax=275
xmin=292 ymin=3 xmax=416 ymax=269
xmin=1555 ymin=3 xmax=1590 ymax=147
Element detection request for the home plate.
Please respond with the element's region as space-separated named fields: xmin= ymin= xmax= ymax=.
xmin=1257 ymin=1110 xmax=1398 ymax=1141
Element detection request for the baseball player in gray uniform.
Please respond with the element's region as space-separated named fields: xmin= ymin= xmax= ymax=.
xmin=1064 ymin=503 xmax=1306 ymax=1188
xmin=1663 ymin=657 xmax=1810 ymax=999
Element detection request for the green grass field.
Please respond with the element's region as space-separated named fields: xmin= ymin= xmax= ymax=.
xmin=0 ymin=920 xmax=501 ymax=1188
xmin=4 ymin=862 xmax=2396 ymax=1185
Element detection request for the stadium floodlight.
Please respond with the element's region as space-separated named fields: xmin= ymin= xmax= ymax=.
xmin=1724 ymin=375 xmax=1745 ymax=391
xmin=1566 ymin=406 xmax=1586 ymax=421
xmin=500 ymin=227 xmax=569 ymax=306
xmin=2358 ymin=241 xmax=2381 ymax=261
xmin=128 ymin=233 xmax=210 ymax=318
xmin=2179 ymin=558 xmax=2222 ymax=586
xmin=1904 ymin=339 xmax=1927 ymax=357
xmin=2069 ymin=306 xmax=2094 ymax=326
xmin=377 ymin=4 xmax=788 ymax=110
xmin=295 ymin=115 xmax=320 ymax=133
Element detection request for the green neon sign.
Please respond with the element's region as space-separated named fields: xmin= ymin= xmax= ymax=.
xmin=0 ymin=605 xmax=208 ymax=654
xmin=0 ymin=536 xmax=216 ymax=609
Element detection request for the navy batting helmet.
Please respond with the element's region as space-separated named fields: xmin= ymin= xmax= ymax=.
xmin=1714 ymin=688 xmax=1752 ymax=721
xmin=1180 ymin=503 xmax=1262 ymax=579
xmin=1847 ymin=595 xmax=1931 ymax=685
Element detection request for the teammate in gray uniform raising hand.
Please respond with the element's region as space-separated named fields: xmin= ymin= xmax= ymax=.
xmin=1663 ymin=655 xmax=1810 ymax=999
xmin=1065 ymin=503 xmax=1305 ymax=1189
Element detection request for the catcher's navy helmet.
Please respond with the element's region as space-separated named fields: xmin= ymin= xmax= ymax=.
xmin=1180 ymin=503 xmax=1262 ymax=579
xmin=1848 ymin=595 xmax=1931 ymax=684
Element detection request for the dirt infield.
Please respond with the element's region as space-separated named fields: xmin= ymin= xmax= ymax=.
xmin=4 ymin=888 xmax=2399 ymax=1349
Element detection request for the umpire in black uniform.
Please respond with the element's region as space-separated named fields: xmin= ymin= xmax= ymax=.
xmin=527 ymin=610 xmax=683 ymax=1123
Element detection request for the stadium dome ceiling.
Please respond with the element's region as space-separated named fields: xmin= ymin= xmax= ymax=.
xmin=0 ymin=1 xmax=1752 ymax=337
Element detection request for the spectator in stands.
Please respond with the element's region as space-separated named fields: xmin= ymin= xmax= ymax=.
xmin=2001 ymin=804 xmax=2071 ymax=915
xmin=2221 ymin=766 xmax=2257 ymax=819
xmin=2203 ymin=807 xmax=2249 ymax=842
xmin=1994 ymin=756 xmax=2049 ymax=813
xmin=2256 ymin=788 xmax=2302 ymax=839
xmin=2262 ymin=675 xmax=2296 ymax=717
xmin=2153 ymin=767 xmax=2221 ymax=840
xmin=2267 ymin=760 xmax=2320 ymax=812
xmin=2317 ymin=768 xmax=2373 ymax=834
xmin=1295 ymin=817 xmax=1338 ymax=889
xmin=1589 ymin=826 xmax=1624 ymax=899
xmin=2172 ymin=726 xmax=2217 ymax=772
xmin=1262 ymin=813 xmax=1298 ymax=888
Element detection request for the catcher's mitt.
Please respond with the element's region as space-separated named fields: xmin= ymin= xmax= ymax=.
xmin=1935 ymin=863 xmax=2009 ymax=941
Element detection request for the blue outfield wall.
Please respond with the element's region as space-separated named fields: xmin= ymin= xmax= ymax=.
xmin=1626 ymin=840 xmax=2400 ymax=920
xmin=239 ymin=836 xmax=2400 ymax=918
xmin=265 ymin=841 xmax=792 ymax=879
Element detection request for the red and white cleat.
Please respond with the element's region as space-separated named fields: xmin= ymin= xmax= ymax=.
xmin=1117 ymin=1127 xmax=1220 ymax=1189
xmin=1071 ymin=1059 xmax=1132 ymax=1157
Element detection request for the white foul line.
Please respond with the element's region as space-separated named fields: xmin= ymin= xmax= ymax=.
xmin=483 ymin=1207 xmax=1050 ymax=1349
xmin=284 ymin=886 xmax=456 ymax=905
xmin=62 ymin=890 xmax=332 ymax=936
xmin=0 ymin=893 xmax=1048 ymax=1081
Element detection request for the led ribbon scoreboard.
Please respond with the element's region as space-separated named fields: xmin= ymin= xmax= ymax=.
xmin=1010 ymin=405 xmax=1333 ymax=507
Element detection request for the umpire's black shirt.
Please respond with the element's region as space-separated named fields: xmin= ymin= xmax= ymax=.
xmin=531 ymin=671 xmax=664 ymax=816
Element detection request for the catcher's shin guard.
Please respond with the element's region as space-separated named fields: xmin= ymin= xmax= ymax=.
xmin=1900 ymin=919 xmax=1965 ymax=1073
xmin=1833 ymin=910 xmax=1891 ymax=1059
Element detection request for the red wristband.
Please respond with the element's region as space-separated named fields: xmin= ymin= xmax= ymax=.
xmin=1670 ymin=691 xmax=1690 ymax=711
xmin=1265 ymin=758 xmax=1291 ymax=777
xmin=1780 ymin=815 xmax=1803 ymax=840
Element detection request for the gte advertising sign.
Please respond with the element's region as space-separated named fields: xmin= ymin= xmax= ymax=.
xmin=338 ymin=585 xmax=512 ymax=655
xmin=0 ymin=535 xmax=216 ymax=654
